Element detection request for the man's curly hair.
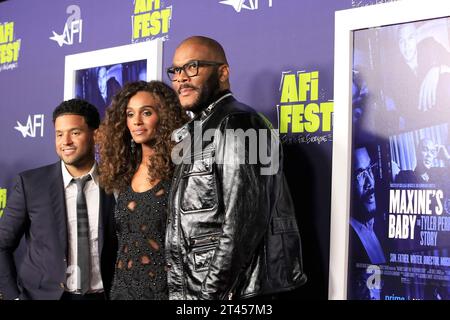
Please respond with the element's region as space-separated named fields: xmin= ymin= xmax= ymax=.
xmin=96 ymin=80 xmax=188 ymax=194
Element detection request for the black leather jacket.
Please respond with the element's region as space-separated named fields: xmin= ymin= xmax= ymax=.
xmin=166 ymin=93 xmax=306 ymax=300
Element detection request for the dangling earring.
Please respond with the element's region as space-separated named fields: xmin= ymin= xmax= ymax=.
xmin=94 ymin=144 xmax=99 ymax=162
xmin=131 ymin=139 xmax=136 ymax=155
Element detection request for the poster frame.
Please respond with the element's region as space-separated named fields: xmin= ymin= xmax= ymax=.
xmin=64 ymin=39 xmax=163 ymax=100
xmin=329 ymin=0 xmax=450 ymax=300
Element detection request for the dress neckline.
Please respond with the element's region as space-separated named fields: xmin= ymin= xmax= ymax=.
xmin=129 ymin=180 xmax=163 ymax=195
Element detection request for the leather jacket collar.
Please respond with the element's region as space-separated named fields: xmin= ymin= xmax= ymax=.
xmin=172 ymin=90 xmax=233 ymax=143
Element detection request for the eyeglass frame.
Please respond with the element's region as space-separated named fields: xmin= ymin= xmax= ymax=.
xmin=355 ymin=162 xmax=377 ymax=183
xmin=166 ymin=60 xmax=225 ymax=81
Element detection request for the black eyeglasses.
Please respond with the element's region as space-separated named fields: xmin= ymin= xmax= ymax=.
xmin=166 ymin=60 xmax=224 ymax=81
xmin=355 ymin=162 xmax=376 ymax=183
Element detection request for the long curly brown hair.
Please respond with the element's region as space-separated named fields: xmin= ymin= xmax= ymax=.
xmin=96 ymin=80 xmax=188 ymax=194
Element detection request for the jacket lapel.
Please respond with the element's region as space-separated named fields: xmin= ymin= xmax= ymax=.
xmin=98 ymin=188 xmax=115 ymax=258
xmin=49 ymin=162 xmax=68 ymax=258
xmin=98 ymin=188 xmax=106 ymax=257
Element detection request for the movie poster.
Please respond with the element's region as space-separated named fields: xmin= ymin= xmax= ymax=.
xmin=348 ymin=17 xmax=450 ymax=300
xmin=75 ymin=59 xmax=147 ymax=117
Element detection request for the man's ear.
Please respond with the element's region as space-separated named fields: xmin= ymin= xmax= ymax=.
xmin=93 ymin=128 xmax=99 ymax=142
xmin=218 ymin=64 xmax=230 ymax=83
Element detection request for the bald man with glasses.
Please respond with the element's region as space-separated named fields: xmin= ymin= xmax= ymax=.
xmin=165 ymin=36 xmax=306 ymax=300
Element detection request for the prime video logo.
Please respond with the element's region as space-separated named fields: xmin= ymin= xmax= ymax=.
xmin=219 ymin=0 xmax=273 ymax=13
xmin=171 ymin=121 xmax=280 ymax=176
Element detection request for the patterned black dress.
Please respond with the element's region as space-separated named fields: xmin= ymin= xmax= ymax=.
xmin=110 ymin=180 xmax=169 ymax=300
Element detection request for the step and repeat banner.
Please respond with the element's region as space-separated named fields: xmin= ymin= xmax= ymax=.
xmin=0 ymin=0 xmax=411 ymax=299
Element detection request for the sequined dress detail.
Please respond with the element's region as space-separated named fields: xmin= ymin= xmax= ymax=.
xmin=110 ymin=181 xmax=169 ymax=300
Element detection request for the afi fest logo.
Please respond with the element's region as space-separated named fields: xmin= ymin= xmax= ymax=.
xmin=0 ymin=189 xmax=6 ymax=218
xmin=50 ymin=5 xmax=83 ymax=47
xmin=219 ymin=0 xmax=273 ymax=13
xmin=0 ymin=21 xmax=21 ymax=72
xmin=14 ymin=114 xmax=45 ymax=138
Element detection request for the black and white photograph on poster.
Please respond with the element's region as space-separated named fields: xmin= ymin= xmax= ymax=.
xmin=347 ymin=16 xmax=450 ymax=300
xmin=63 ymin=40 xmax=163 ymax=117
xmin=352 ymin=17 xmax=450 ymax=138
xmin=383 ymin=20 xmax=450 ymax=133
xmin=384 ymin=124 xmax=450 ymax=300
xmin=347 ymin=143 xmax=387 ymax=300
xmin=74 ymin=60 xmax=147 ymax=117
xmin=353 ymin=18 xmax=450 ymax=133
xmin=390 ymin=124 xmax=450 ymax=185
xmin=330 ymin=0 xmax=450 ymax=301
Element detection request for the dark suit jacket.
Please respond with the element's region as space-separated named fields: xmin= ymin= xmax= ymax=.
xmin=0 ymin=162 xmax=117 ymax=300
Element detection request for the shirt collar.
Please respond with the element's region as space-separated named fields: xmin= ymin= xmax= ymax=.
xmin=171 ymin=91 xmax=234 ymax=144
xmin=350 ymin=216 xmax=375 ymax=232
xmin=61 ymin=161 xmax=98 ymax=188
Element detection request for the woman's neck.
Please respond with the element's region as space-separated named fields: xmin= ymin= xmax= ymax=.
xmin=140 ymin=143 xmax=155 ymax=164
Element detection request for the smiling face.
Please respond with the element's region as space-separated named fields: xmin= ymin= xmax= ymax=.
xmin=97 ymin=67 xmax=107 ymax=98
xmin=398 ymin=24 xmax=418 ymax=66
xmin=171 ymin=39 xmax=229 ymax=114
xmin=418 ymin=138 xmax=436 ymax=169
xmin=126 ymin=91 xmax=160 ymax=146
xmin=55 ymin=114 xmax=96 ymax=176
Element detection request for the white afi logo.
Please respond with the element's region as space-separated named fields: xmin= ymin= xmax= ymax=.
xmin=219 ymin=0 xmax=273 ymax=12
xmin=50 ymin=5 xmax=83 ymax=47
xmin=14 ymin=114 xmax=44 ymax=138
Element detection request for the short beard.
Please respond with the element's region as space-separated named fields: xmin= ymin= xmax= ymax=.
xmin=365 ymin=202 xmax=376 ymax=218
xmin=353 ymin=194 xmax=376 ymax=224
xmin=186 ymin=70 xmax=221 ymax=114
xmin=59 ymin=144 xmax=95 ymax=170
xmin=61 ymin=154 xmax=93 ymax=170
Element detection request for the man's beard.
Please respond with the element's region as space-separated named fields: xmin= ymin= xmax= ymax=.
xmin=181 ymin=70 xmax=221 ymax=114
xmin=60 ymin=150 xmax=94 ymax=168
xmin=353 ymin=188 xmax=376 ymax=223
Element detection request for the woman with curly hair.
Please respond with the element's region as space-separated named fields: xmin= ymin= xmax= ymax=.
xmin=96 ymin=80 xmax=188 ymax=300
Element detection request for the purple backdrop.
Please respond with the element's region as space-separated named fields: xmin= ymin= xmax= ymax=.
xmin=0 ymin=0 xmax=380 ymax=298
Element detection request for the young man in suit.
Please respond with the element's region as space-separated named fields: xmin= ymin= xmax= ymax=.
xmin=0 ymin=99 xmax=117 ymax=300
